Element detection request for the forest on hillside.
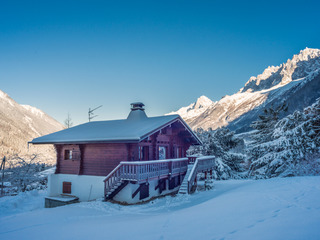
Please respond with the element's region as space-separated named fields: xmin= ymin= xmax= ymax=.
xmin=188 ymin=98 xmax=320 ymax=179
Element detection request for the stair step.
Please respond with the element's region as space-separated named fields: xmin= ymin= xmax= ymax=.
xmin=177 ymin=163 xmax=196 ymax=195
xmin=178 ymin=191 xmax=187 ymax=194
xmin=106 ymin=181 xmax=124 ymax=196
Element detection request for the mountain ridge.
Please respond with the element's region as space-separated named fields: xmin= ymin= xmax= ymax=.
xmin=0 ymin=89 xmax=64 ymax=164
xmin=169 ymin=48 xmax=320 ymax=132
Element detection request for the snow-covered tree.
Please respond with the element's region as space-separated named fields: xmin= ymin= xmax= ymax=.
xmin=250 ymin=103 xmax=288 ymax=144
xmin=247 ymin=103 xmax=288 ymax=176
xmin=188 ymin=127 xmax=247 ymax=179
xmin=5 ymin=154 xmax=49 ymax=193
xmin=249 ymin=98 xmax=320 ymax=178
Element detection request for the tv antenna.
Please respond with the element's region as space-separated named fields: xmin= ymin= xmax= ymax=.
xmin=88 ymin=105 xmax=102 ymax=122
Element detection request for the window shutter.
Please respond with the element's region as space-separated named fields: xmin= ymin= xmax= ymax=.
xmin=72 ymin=150 xmax=80 ymax=160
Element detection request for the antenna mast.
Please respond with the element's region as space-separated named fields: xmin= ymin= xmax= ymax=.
xmin=88 ymin=105 xmax=102 ymax=122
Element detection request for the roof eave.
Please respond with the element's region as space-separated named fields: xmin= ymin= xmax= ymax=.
xmin=29 ymin=139 xmax=140 ymax=145
xmin=139 ymin=115 xmax=180 ymax=141
xmin=177 ymin=116 xmax=203 ymax=145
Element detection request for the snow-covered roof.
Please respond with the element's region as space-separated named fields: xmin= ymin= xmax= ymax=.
xmin=30 ymin=114 xmax=201 ymax=145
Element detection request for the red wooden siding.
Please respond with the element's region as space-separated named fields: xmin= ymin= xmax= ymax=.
xmin=56 ymin=145 xmax=81 ymax=175
xmin=55 ymin=119 xmax=195 ymax=177
xmin=81 ymin=143 xmax=129 ymax=176
xmin=138 ymin=121 xmax=191 ymax=160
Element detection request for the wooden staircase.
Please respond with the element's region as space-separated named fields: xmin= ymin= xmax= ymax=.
xmin=178 ymin=156 xmax=215 ymax=194
xmin=178 ymin=164 xmax=194 ymax=194
xmin=105 ymin=180 xmax=129 ymax=200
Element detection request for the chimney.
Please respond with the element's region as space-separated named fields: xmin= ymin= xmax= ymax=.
xmin=127 ymin=102 xmax=148 ymax=120
xmin=130 ymin=102 xmax=145 ymax=111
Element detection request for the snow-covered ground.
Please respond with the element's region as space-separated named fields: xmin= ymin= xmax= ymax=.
xmin=1 ymin=177 xmax=320 ymax=240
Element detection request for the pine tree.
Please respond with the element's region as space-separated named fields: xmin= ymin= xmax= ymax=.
xmin=189 ymin=127 xmax=246 ymax=179
xmin=248 ymin=103 xmax=287 ymax=176
xmin=248 ymin=99 xmax=320 ymax=178
xmin=250 ymin=103 xmax=288 ymax=143
xmin=275 ymin=98 xmax=320 ymax=176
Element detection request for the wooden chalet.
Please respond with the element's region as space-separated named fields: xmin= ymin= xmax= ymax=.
xmin=31 ymin=102 xmax=215 ymax=205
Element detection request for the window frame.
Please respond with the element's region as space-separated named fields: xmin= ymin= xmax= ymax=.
xmin=64 ymin=149 xmax=73 ymax=160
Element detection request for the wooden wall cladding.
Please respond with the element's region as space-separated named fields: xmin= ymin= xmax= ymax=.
xmin=56 ymin=145 xmax=81 ymax=175
xmin=81 ymin=143 xmax=128 ymax=176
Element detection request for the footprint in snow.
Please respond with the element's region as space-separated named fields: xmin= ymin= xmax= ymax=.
xmin=257 ymin=219 xmax=265 ymax=223
xmin=229 ymin=230 xmax=238 ymax=234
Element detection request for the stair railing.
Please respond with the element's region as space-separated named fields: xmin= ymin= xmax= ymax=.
xmin=187 ymin=156 xmax=215 ymax=194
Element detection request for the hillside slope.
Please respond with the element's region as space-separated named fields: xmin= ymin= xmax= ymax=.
xmin=0 ymin=89 xmax=64 ymax=164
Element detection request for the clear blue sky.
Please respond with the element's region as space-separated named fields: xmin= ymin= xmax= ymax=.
xmin=1 ymin=0 xmax=319 ymax=125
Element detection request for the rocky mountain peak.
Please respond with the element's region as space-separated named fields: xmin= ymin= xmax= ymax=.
xmin=241 ymin=48 xmax=320 ymax=93
xmin=193 ymin=95 xmax=213 ymax=109
xmin=166 ymin=95 xmax=214 ymax=120
xmin=292 ymin=47 xmax=320 ymax=62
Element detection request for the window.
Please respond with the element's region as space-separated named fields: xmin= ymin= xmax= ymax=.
xmin=64 ymin=150 xmax=73 ymax=160
xmin=139 ymin=146 xmax=149 ymax=160
xmin=176 ymin=147 xmax=180 ymax=158
xmin=158 ymin=146 xmax=166 ymax=160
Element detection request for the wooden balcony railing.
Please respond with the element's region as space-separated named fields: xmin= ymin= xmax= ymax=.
xmin=103 ymin=156 xmax=216 ymax=199
xmin=104 ymin=158 xmax=189 ymax=198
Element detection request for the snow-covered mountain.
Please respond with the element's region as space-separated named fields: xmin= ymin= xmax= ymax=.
xmin=170 ymin=48 xmax=320 ymax=132
xmin=167 ymin=95 xmax=214 ymax=120
xmin=0 ymin=89 xmax=64 ymax=164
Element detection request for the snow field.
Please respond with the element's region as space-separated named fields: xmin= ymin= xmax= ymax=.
xmin=0 ymin=176 xmax=320 ymax=240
